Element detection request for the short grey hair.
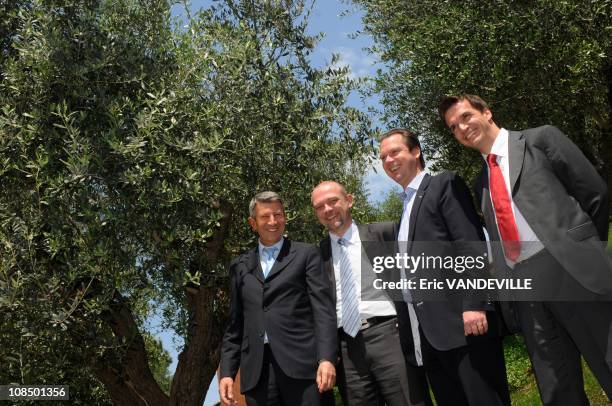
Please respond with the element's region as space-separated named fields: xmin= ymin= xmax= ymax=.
xmin=249 ymin=191 xmax=284 ymax=217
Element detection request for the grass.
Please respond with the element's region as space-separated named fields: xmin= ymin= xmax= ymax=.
xmin=510 ymin=358 xmax=610 ymax=405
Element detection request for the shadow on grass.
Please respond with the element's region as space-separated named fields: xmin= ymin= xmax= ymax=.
xmin=510 ymin=357 xmax=609 ymax=406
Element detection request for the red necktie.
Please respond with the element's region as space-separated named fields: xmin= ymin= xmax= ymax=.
xmin=487 ymin=154 xmax=521 ymax=261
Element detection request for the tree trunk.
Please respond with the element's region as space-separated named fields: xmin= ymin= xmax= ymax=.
xmin=91 ymin=362 xmax=148 ymax=406
xmin=170 ymin=201 xmax=233 ymax=405
xmin=101 ymin=294 xmax=170 ymax=406
xmin=169 ymin=286 xmax=223 ymax=406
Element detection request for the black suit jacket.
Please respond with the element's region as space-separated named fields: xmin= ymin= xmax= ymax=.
xmin=399 ymin=171 xmax=496 ymax=351
xmin=219 ymin=239 xmax=337 ymax=393
xmin=319 ymin=222 xmax=397 ymax=304
xmin=475 ymin=126 xmax=612 ymax=295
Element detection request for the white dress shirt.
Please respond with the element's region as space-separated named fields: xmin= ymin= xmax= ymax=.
xmin=484 ymin=129 xmax=544 ymax=266
xmin=330 ymin=221 xmax=396 ymax=328
xmin=397 ymin=171 xmax=427 ymax=366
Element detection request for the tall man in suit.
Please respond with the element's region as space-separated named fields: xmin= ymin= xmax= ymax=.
xmin=379 ymin=129 xmax=510 ymax=406
xmin=311 ymin=181 xmax=432 ymax=406
xmin=440 ymin=94 xmax=612 ymax=405
xmin=219 ymin=191 xmax=337 ymax=406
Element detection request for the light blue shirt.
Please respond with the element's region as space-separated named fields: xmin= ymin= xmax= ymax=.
xmin=398 ymin=171 xmax=427 ymax=247
xmin=258 ymin=237 xmax=284 ymax=277
xmin=257 ymin=237 xmax=284 ymax=344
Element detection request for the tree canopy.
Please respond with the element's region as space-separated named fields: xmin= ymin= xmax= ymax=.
xmin=0 ymin=0 xmax=375 ymax=404
xmin=354 ymin=0 xmax=612 ymax=189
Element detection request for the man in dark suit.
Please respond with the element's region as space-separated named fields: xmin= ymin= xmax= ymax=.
xmin=311 ymin=181 xmax=432 ymax=406
xmin=440 ymin=94 xmax=612 ymax=405
xmin=379 ymin=128 xmax=510 ymax=406
xmin=219 ymin=191 xmax=337 ymax=406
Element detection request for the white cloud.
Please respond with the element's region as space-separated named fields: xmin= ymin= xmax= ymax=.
xmin=329 ymin=46 xmax=379 ymax=80
xmin=363 ymin=159 xmax=400 ymax=204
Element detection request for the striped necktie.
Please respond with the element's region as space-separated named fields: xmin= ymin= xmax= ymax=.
xmin=338 ymin=238 xmax=360 ymax=337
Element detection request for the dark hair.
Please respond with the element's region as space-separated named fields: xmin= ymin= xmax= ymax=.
xmin=379 ymin=128 xmax=426 ymax=169
xmin=438 ymin=94 xmax=490 ymax=125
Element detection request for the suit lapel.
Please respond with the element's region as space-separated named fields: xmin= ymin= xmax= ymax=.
xmin=266 ymin=239 xmax=296 ymax=279
xmin=476 ymin=163 xmax=492 ymax=219
xmin=407 ymin=174 xmax=431 ymax=248
xmin=477 ymin=163 xmax=501 ymax=242
xmin=508 ymin=131 xmax=525 ymax=195
xmin=246 ymin=247 xmax=265 ymax=283
xmin=357 ymin=223 xmax=378 ymax=268
xmin=320 ymin=236 xmax=337 ymax=303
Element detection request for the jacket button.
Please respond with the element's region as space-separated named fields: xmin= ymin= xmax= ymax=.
xmin=259 ymin=331 xmax=265 ymax=338
xmin=263 ymin=306 xmax=269 ymax=312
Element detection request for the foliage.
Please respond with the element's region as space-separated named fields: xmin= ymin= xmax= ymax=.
xmin=144 ymin=335 xmax=173 ymax=395
xmin=353 ymin=0 xmax=612 ymax=190
xmin=503 ymin=335 xmax=532 ymax=392
xmin=0 ymin=0 xmax=375 ymax=404
xmin=371 ymin=189 xmax=402 ymax=222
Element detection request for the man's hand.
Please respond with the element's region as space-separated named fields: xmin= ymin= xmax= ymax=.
xmin=316 ymin=360 xmax=336 ymax=393
xmin=463 ymin=310 xmax=488 ymax=336
xmin=219 ymin=377 xmax=236 ymax=405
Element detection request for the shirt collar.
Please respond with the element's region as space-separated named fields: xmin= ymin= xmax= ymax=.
xmin=482 ymin=128 xmax=508 ymax=160
xmin=258 ymin=237 xmax=284 ymax=257
xmin=329 ymin=220 xmax=357 ymax=246
xmin=404 ymin=170 xmax=427 ymax=194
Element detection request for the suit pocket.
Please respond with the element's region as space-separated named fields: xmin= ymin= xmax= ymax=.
xmin=567 ymin=221 xmax=598 ymax=241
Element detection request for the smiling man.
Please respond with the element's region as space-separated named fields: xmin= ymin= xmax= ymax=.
xmin=440 ymin=94 xmax=612 ymax=406
xmin=219 ymin=191 xmax=337 ymax=406
xmin=379 ymin=128 xmax=510 ymax=406
xmin=311 ymin=181 xmax=431 ymax=406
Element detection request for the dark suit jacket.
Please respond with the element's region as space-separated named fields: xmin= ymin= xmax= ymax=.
xmin=219 ymin=239 xmax=337 ymax=393
xmin=474 ymin=126 xmax=612 ymax=295
xmin=319 ymin=222 xmax=420 ymax=363
xmin=319 ymin=222 xmax=397 ymax=304
xmin=399 ymin=171 xmax=496 ymax=351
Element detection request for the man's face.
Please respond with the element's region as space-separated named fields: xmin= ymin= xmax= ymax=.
xmin=379 ymin=133 xmax=421 ymax=189
xmin=248 ymin=201 xmax=286 ymax=246
xmin=444 ymin=99 xmax=494 ymax=153
xmin=311 ymin=183 xmax=353 ymax=236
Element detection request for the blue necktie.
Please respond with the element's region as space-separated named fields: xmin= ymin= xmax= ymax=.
xmin=338 ymin=238 xmax=360 ymax=337
xmin=262 ymin=247 xmax=277 ymax=278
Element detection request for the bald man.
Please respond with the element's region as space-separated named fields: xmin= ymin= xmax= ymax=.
xmin=311 ymin=181 xmax=431 ymax=406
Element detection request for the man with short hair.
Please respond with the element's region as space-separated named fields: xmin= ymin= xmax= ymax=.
xmin=379 ymin=128 xmax=510 ymax=406
xmin=440 ymin=94 xmax=612 ymax=405
xmin=311 ymin=181 xmax=432 ymax=406
xmin=219 ymin=191 xmax=337 ymax=406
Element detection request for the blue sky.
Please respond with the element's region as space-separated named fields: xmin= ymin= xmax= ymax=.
xmin=159 ymin=1 xmax=401 ymax=404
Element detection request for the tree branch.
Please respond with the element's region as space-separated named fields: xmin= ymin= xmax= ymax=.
xmin=103 ymin=292 xmax=169 ymax=406
xmin=170 ymin=201 xmax=233 ymax=405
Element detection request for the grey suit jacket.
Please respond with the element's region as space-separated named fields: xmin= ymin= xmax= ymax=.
xmin=475 ymin=125 xmax=612 ymax=294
